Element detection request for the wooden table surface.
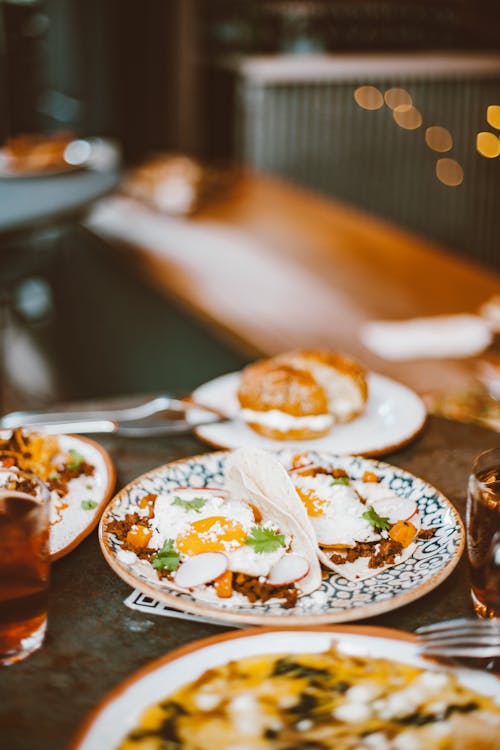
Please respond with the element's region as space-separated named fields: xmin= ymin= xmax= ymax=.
xmin=87 ymin=170 xmax=500 ymax=396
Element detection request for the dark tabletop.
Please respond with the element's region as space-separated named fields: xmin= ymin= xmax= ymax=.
xmin=2 ymin=415 xmax=500 ymax=750
xmin=0 ymin=169 xmax=119 ymax=237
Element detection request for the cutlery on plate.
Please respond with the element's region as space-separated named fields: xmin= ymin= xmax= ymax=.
xmin=416 ymin=617 xmax=500 ymax=659
xmin=0 ymin=396 xmax=228 ymax=436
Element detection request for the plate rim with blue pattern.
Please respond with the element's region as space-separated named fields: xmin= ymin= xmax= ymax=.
xmin=98 ymin=450 xmax=464 ymax=626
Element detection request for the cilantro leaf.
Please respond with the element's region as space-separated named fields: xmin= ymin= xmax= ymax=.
xmin=245 ymin=526 xmax=286 ymax=554
xmin=151 ymin=539 xmax=180 ymax=571
xmin=172 ymin=496 xmax=207 ymax=513
xmin=330 ymin=477 xmax=350 ymax=486
xmin=67 ymin=449 xmax=85 ymax=470
xmin=49 ymin=471 xmax=61 ymax=480
xmin=81 ymin=499 xmax=98 ymax=511
xmin=362 ymin=506 xmax=391 ymax=531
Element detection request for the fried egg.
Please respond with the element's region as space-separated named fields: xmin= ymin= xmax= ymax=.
xmin=152 ymin=488 xmax=289 ymax=577
xmin=176 ymin=515 xmax=248 ymax=555
xmin=292 ymin=473 xmax=381 ymax=547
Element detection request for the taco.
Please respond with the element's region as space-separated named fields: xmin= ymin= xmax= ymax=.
xmin=224 ymin=448 xmax=423 ymax=582
xmin=105 ymin=453 xmax=322 ymax=608
xmin=288 ymin=459 xmax=421 ymax=581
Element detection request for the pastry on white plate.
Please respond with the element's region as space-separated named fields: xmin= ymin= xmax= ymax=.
xmin=237 ymin=350 xmax=368 ymax=441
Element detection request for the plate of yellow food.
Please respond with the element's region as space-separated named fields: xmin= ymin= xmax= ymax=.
xmin=0 ymin=429 xmax=115 ymax=559
xmin=191 ymin=350 xmax=426 ymax=456
xmin=99 ymin=447 xmax=462 ymax=626
xmin=71 ymin=625 xmax=500 ymax=750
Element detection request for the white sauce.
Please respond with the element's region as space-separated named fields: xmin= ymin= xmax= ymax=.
xmin=117 ymin=549 xmax=138 ymax=565
xmin=293 ymin=474 xmax=379 ymax=546
xmin=240 ymin=408 xmax=333 ymax=431
xmin=306 ymin=362 xmax=364 ymax=420
xmin=227 ymin=543 xmax=286 ymax=577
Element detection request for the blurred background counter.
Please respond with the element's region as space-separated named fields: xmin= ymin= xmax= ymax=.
xmin=2 ymin=0 xmax=500 ymax=423
xmin=85 ymin=167 xmax=500 ymax=400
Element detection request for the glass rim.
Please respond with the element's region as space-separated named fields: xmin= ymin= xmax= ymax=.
xmin=0 ymin=467 xmax=50 ymax=501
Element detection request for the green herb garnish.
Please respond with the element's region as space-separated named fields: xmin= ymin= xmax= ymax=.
xmin=172 ymin=496 xmax=207 ymax=513
xmin=49 ymin=471 xmax=61 ymax=480
xmin=151 ymin=539 xmax=180 ymax=571
xmin=245 ymin=526 xmax=286 ymax=554
xmin=362 ymin=505 xmax=391 ymax=531
xmin=330 ymin=477 xmax=350 ymax=486
xmin=81 ymin=499 xmax=98 ymax=511
xmin=67 ymin=449 xmax=85 ymax=470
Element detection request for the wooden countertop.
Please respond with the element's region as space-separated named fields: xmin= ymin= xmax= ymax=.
xmin=86 ymin=170 xmax=500 ymax=395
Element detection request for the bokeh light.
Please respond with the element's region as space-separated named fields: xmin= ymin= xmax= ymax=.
xmin=354 ymin=86 xmax=384 ymax=110
xmin=477 ymin=131 xmax=500 ymax=158
xmin=436 ymin=158 xmax=464 ymax=187
xmin=393 ymin=105 xmax=423 ymax=130
xmin=487 ymin=105 xmax=500 ymax=130
xmin=384 ymin=88 xmax=412 ymax=110
xmin=425 ymin=126 xmax=453 ymax=152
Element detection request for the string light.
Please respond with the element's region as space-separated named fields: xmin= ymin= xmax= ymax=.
xmin=354 ymin=86 xmax=384 ymax=110
xmin=425 ymin=126 xmax=453 ymax=153
xmin=436 ymin=158 xmax=464 ymax=187
xmin=477 ymin=131 xmax=500 ymax=158
xmin=486 ymin=105 xmax=500 ymax=130
xmin=384 ymin=88 xmax=412 ymax=110
xmin=393 ymin=105 xmax=422 ymax=130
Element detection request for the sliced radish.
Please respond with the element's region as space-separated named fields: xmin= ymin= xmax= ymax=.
xmin=267 ymin=554 xmax=310 ymax=586
xmin=370 ymin=496 xmax=418 ymax=524
xmin=171 ymin=487 xmax=229 ymax=498
xmin=174 ymin=552 xmax=228 ymax=588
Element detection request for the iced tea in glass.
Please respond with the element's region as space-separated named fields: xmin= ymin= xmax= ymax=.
xmin=0 ymin=468 xmax=50 ymax=665
xmin=467 ymin=448 xmax=500 ymax=618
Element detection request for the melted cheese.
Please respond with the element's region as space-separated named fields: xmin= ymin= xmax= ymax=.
xmin=116 ymin=646 xmax=500 ymax=750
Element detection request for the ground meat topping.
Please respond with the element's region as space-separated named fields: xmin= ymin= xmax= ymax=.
xmin=232 ymin=572 xmax=298 ymax=609
xmin=328 ymin=538 xmax=404 ymax=568
xmin=417 ymin=527 xmax=437 ymax=540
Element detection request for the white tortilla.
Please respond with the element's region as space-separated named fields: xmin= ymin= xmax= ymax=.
xmin=225 ymin=449 xmax=323 ymax=596
xmin=225 ymin=448 xmax=421 ymax=583
xmin=326 ymin=540 xmax=417 ymax=581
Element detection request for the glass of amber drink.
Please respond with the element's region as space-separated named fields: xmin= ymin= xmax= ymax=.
xmin=0 ymin=468 xmax=50 ymax=665
xmin=467 ymin=448 xmax=500 ymax=618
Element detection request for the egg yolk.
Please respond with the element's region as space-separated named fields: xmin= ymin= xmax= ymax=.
xmin=176 ymin=516 xmax=247 ymax=555
xmin=296 ymin=487 xmax=326 ymax=517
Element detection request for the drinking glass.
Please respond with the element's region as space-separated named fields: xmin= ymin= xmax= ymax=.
xmin=467 ymin=448 xmax=500 ymax=618
xmin=0 ymin=468 xmax=50 ymax=665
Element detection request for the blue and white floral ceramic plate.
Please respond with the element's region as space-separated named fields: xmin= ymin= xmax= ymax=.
xmin=99 ymin=451 xmax=464 ymax=626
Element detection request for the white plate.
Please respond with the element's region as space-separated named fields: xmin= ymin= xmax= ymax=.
xmin=0 ymin=148 xmax=82 ymax=179
xmin=192 ymin=371 xmax=427 ymax=456
xmin=71 ymin=625 xmax=500 ymax=750
xmin=49 ymin=435 xmax=115 ymax=560
xmin=99 ymin=450 xmax=463 ymax=626
xmin=0 ymin=433 xmax=115 ymax=560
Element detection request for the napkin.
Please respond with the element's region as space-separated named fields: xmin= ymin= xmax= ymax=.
xmin=124 ymin=589 xmax=245 ymax=628
xmin=360 ymin=314 xmax=493 ymax=361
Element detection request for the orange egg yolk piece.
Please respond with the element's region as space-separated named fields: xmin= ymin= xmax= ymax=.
xmin=296 ymin=487 xmax=326 ymax=517
xmin=176 ymin=516 xmax=247 ymax=555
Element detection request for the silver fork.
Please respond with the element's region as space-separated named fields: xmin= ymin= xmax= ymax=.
xmin=416 ymin=618 xmax=500 ymax=659
xmin=0 ymin=396 xmax=228 ymax=436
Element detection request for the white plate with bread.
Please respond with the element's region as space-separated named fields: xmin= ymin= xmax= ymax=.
xmin=192 ymin=350 xmax=426 ymax=457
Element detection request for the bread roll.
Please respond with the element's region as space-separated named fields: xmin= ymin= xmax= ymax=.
xmin=237 ymin=350 xmax=368 ymax=440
